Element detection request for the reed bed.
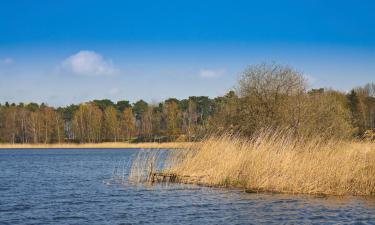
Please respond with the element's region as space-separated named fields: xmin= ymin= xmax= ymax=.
xmin=162 ymin=130 xmax=375 ymax=196
xmin=129 ymin=149 xmax=161 ymax=183
xmin=129 ymin=149 xmax=177 ymax=183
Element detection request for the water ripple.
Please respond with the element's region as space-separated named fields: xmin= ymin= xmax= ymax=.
xmin=1 ymin=149 xmax=375 ymax=224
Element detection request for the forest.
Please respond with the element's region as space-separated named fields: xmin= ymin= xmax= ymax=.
xmin=1 ymin=63 xmax=375 ymax=144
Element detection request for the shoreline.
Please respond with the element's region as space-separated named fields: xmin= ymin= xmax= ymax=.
xmin=0 ymin=142 xmax=193 ymax=149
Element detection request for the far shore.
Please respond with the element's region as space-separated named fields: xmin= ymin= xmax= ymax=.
xmin=0 ymin=142 xmax=193 ymax=149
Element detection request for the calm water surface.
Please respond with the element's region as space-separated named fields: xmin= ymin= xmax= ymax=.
xmin=1 ymin=149 xmax=375 ymax=225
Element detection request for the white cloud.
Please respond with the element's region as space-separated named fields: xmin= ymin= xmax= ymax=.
xmin=60 ymin=50 xmax=115 ymax=76
xmin=2 ymin=58 xmax=14 ymax=65
xmin=199 ymin=68 xmax=225 ymax=79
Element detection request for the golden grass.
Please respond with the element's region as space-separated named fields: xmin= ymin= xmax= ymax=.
xmin=164 ymin=131 xmax=375 ymax=196
xmin=0 ymin=142 xmax=192 ymax=149
xmin=129 ymin=149 xmax=163 ymax=183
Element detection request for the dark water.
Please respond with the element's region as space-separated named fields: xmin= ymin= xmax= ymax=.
xmin=1 ymin=149 xmax=375 ymax=225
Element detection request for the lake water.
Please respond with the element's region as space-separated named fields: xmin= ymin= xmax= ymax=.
xmin=1 ymin=149 xmax=375 ymax=225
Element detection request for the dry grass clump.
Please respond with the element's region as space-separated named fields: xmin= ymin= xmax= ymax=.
xmin=129 ymin=150 xmax=161 ymax=183
xmin=166 ymin=130 xmax=375 ymax=196
xmin=129 ymin=149 xmax=178 ymax=183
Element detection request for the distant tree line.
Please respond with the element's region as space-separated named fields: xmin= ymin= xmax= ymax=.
xmin=0 ymin=96 xmax=216 ymax=143
xmin=1 ymin=63 xmax=374 ymax=143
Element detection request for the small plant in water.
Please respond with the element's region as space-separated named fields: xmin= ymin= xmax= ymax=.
xmin=129 ymin=149 xmax=172 ymax=184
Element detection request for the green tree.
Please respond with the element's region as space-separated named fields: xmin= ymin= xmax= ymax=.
xmin=116 ymin=100 xmax=130 ymax=112
xmin=133 ymin=100 xmax=148 ymax=120
xmin=26 ymin=103 xmax=39 ymax=112
xmin=93 ymin=99 xmax=115 ymax=111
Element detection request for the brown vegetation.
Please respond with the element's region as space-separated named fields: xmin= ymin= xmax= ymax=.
xmin=159 ymin=131 xmax=375 ymax=196
xmin=209 ymin=63 xmax=357 ymax=139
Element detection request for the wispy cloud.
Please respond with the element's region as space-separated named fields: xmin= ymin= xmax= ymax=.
xmin=59 ymin=50 xmax=115 ymax=76
xmin=2 ymin=57 xmax=14 ymax=65
xmin=199 ymin=68 xmax=225 ymax=79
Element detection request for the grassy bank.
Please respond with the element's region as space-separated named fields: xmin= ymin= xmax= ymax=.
xmin=0 ymin=142 xmax=192 ymax=149
xmin=163 ymin=131 xmax=375 ymax=196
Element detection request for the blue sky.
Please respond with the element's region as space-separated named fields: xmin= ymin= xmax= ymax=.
xmin=0 ymin=0 xmax=374 ymax=106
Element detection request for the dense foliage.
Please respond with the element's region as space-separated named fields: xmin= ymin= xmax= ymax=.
xmin=1 ymin=63 xmax=374 ymax=143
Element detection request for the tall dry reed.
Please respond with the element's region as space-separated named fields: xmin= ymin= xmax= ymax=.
xmin=166 ymin=130 xmax=375 ymax=196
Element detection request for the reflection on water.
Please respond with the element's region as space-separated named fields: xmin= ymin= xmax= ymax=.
xmin=1 ymin=149 xmax=375 ymax=224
